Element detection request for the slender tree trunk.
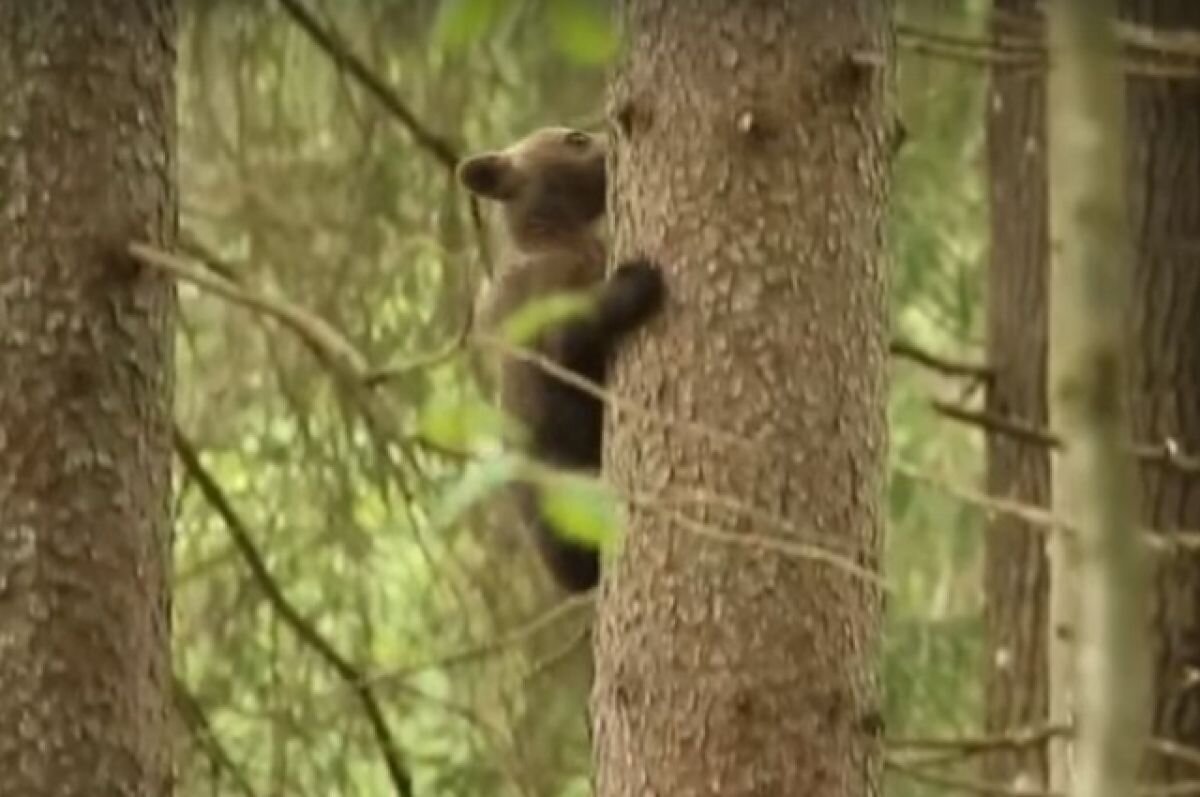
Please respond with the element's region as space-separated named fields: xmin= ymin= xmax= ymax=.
xmin=1117 ymin=1 xmax=1200 ymax=784
xmin=592 ymin=3 xmax=892 ymax=794
xmin=0 ymin=3 xmax=178 ymax=795
xmin=1046 ymin=4 xmax=1146 ymax=797
xmin=982 ymin=1 xmax=1051 ymax=787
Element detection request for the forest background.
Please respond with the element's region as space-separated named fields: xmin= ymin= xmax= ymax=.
xmin=167 ymin=1 xmax=992 ymax=795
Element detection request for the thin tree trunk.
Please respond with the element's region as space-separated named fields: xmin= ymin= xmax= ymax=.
xmin=1117 ymin=1 xmax=1200 ymax=784
xmin=592 ymin=2 xmax=892 ymax=795
xmin=0 ymin=2 xmax=178 ymax=795
xmin=1046 ymin=4 xmax=1146 ymax=797
xmin=983 ymin=1 xmax=1051 ymax=788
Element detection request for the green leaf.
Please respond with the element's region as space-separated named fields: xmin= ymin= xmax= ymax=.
xmin=499 ymin=291 xmax=593 ymax=345
xmin=430 ymin=454 xmax=522 ymax=531
xmin=546 ymin=0 xmax=618 ymax=65
xmin=433 ymin=0 xmax=510 ymax=51
xmin=419 ymin=395 xmax=523 ymax=451
xmin=537 ymin=472 xmax=621 ymax=548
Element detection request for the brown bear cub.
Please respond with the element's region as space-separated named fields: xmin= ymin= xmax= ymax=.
xmin=458 ymin=127 xmax=664 ymax=592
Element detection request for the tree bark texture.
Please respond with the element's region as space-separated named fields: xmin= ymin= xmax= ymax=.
xmin=593 ymin=3 xmax=892 ymax=795
xmin=1118 ymin=0 xmax=1200 ymax=784
xmin=1047 ymin=4 xmax=1145 ymax=797
xmin=0 ymin=2 xmax=178 ymax=795
xmin=982 ymin=1 xmax=1051 ymax=787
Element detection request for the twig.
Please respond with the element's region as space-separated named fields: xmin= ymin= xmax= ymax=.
xmin=898 ymin=21 xmax=1043 ymax=55
xmin=893 ymin=20 xmax=1200 ymax=79
xmin=173 ymin=427 xmax=414 ymax=797
xmin=890 ymin=338 xmax=993 ymax=381
xmin=932 ymin=400 xmax=1200 ymax=475
xmin=891 ymin=754 xmax=1200 ymax=797
xmin=886 ymin=726 xmax=1200 ymax=794
xmin=522 ymin=622 xmax=591 ymax=684
xmin=932 ymin=400 xmax=1058 ymax=449
xmin=272 ymin=0 xmax=493 ymax=273
xmin=364 ymin=319 xmax=471 ymax=386
xmin=887 ymin=756 xmax=1062 ymax=797
xmin=363 ymin=593 xmax=593 ymax=687
xmin=1117 ymin=19 xmax=1200 ymax=62
xmin=888 ymin=723 xmax=1069 ymax=753
xmin=1140 ymin=783 xmax=1200 ymax=797
xmin=627 ymin=491 xmax=890 ymax=592
xmin=130 ymin=242 xmax=369 ymax=378
xmin=173 ymin=678 xmax=259 ymax=797
xmin=893 ymin=459 xmax=1065 ymax=532
xmin=475 ymin=333 xmax=777 ymax=461
xmin=892 ymin=459 xmax=1200 ymax=552
xmin=274 ymin=0 xmax=458 ymax=169
xmin=1150 ymin=738 xmax=1200 ymax=772
xmin=134 ymin=241 xmax=469 ymax=393
xmin=898 ymin=38 xmax=1044 ymax=68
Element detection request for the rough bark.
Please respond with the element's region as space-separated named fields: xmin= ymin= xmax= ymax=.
xmin=982 ymin=1 xmax=1051 ymax=787
xmin=592 ymin=3 xmax=892 ymax=795
xmin=1117 ymin=0 xmax=1200 ymax=784
xmin=1046 ymin=4 xmax=1146 ymax=797
xmin=0 ymin=2 xmax=178 ymax=795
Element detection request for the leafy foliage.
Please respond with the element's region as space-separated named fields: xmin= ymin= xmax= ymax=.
xmin=537 ymin=472 xmax=621 ymax=549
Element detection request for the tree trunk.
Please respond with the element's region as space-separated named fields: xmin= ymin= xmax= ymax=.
xmin=1118 ymin=0 xmax=1200 ymax=784
xmin=592 ymin=3 xmax=892 ymax=795
xmin=1046 ymin=4 xmax=1146 ymax=797
xmin=0 ymin=3 xmax=178 ymax=795
xmin=982 ymin=1 xmax=1051 ymax=788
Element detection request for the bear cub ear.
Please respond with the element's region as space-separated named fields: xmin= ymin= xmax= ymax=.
xmin=457 ymin=153 xmax=523 ymax=201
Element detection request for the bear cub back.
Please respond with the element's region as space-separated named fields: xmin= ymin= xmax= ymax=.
xmin=458 ymin=126 xmax=664 ymax=591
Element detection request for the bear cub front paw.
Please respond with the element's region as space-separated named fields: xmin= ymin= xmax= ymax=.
xmin=609 ymin=258 xmax=666 ymax=321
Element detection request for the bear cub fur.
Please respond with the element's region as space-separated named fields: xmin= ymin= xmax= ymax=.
xmin=458 ymin=126 xmax=664 ymax=592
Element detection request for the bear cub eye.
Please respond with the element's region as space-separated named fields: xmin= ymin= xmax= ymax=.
xmin=563 ymin=130 xmax=591 ymax=149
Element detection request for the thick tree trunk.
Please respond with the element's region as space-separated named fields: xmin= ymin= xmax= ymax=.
xmin=982 ymin=1 xmax=1051 ymax=787
xmin=592 ymin=3 xmax=892 ymax=795
xmin=1046 ymin=4 xmax=1146 ymax=797
xmin=1118 ymin=1 xmax=1200 ymax=784
xmin=0 ymin=2 xmax=178 ymax=795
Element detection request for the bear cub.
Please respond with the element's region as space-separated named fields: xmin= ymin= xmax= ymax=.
xmin=458 ymin=126 xmax=664 ymax=592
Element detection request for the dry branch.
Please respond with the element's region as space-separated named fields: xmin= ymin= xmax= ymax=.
xmin=173 ymin=428 xmax=414 ymax=797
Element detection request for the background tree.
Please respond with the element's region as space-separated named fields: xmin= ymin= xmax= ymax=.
xmin=1046 ymin=2 xmax=1145 ymax=795
xmin=1118 ymin=1 xmax=1200 ymax=785
xmin=981 ymin=1 xmax=1050 ymax=788
xmin=0 ymin=2 xmax=178 ymax=795
xmin=591 ymin=2 xmax=892 ymax=794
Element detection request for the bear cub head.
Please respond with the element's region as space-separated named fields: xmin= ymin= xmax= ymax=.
xmin=457 ymin=127 xmax=606 ymax=250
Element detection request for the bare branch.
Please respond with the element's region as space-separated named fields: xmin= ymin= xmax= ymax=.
xmin=271 ymin=0 xmax=493 ymax=272
xmin=173 ymin=679 xmax=260 ymax=797
xmin=363 ymin=593 xmax=593 ymax=687
xmin=274 ymin=0 xmax=458 ymax=169
xmin=889 ymin=724 xmax=1069 ymax=754
xmin=887 ymin=756 xmax=1063 ymax=797
xmin=932 ymin=400 xmax=1200 ymax=475
xmin=364 ymin=318 xmax=471 ymax=386
xmin=628 ymin=492 xmax=890 ymax=592
xmin=933 ymin=400 xmax=1059 ymax=449
xmin=892 ymin=18 xmax=1200 ymax=78
xmin=892 ymin=460 xmax=1200 ymax=552
xmin=173 ymin=427 xmax=414 ymax=797
xmin=130 ymin=242 xmax=369 ymax=378
xmin=890 ymin=338 xmax=993 ymax=381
